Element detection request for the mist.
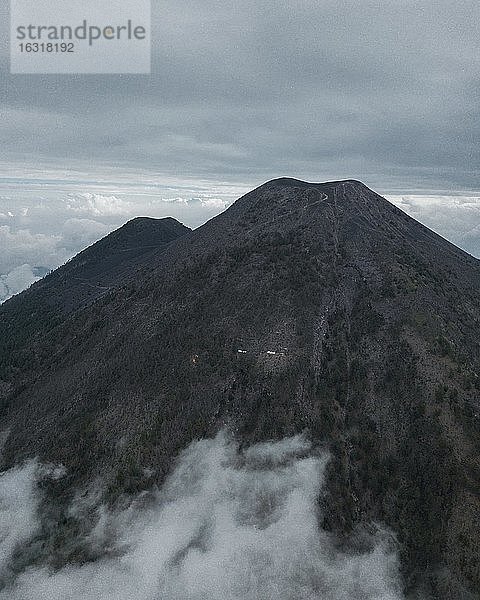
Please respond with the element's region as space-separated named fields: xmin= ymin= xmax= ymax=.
xmin=0 ymin=432 xmax=404 ymax=599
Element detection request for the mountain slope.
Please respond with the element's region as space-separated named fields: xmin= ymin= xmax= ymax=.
xmin=0 ymin=216 xmax=190 ymax=383
xmin=1 ymin=179 xmax=480 ymax=596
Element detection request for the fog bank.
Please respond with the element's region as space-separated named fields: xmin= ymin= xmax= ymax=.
xmin=0 ymin=433 xmax=403 ymax=599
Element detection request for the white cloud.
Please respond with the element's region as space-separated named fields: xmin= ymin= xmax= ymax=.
xmin=0 ymin=226 xmax=61 ymax=275
xmin=0 ymin=218 xmax=109 ymax=303
xmin=161 ymin=196 xmax=229 ymax=210
xmin=0 ymin=433 xmax=403 ymax=600
xmin=66 ymin=193 xmax=133 ymax=217
xmin=61 ymin=218 xmax=110 ymax=251
xmin=387 ymin=195 xmax=480 ymax=257
xmin=0 ymin=461 xmax=40 ymax=577
xmin=0 ymin=264 xmax=41 ymax=303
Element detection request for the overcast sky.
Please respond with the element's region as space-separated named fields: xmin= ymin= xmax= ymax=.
xmin=1 ymin=0 xmax=479 ymax=190
xmin=0 ymin=0 xmax=479 ymax=300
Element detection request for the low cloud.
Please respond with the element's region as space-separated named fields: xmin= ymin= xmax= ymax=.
xmin=388 ymin=195 xmax=480 ymax=258
xmin=0 ymin=461 xmax=40 ymax=578
xmin=0 ymin=433 xmax=403 ymax=599
xmin=0 ymin=264 xmax=42 ymax=303
xmin=66 ymin=193 xmax=134 ymax=217
xmin=161 ymin=196 xmax=229 ymax=210
xmin=0 ymin=221 xmax=109 ymax=303
xmin=0 ymin=225 xmax=63 ymax=302
xmin=0 ymin=225 xmax=61 ymax=275
xmin=61 ymin=218 xmax=110 ymax=251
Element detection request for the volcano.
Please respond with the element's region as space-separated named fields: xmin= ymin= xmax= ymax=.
xmin=1 ymin=178 xmax=479 ymax=597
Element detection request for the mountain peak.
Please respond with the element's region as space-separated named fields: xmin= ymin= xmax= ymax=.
xmin=123 ymin=215 xmax=182 ymax=226
xmin=220 ymin=176 xmax=391 ymax=232
xmin=116 ymin=216 xmax=187 ymax=236
xmin=0 ymin=216 xmax=190 ymax=378
xmin=264 ymin=177 xmax=367 ymax=189
xmin=233 ymin=178 xmax=377 ymax=214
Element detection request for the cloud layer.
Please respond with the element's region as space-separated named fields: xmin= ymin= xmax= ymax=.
xmin=0 ymin=433 xmax=403 ymax=599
